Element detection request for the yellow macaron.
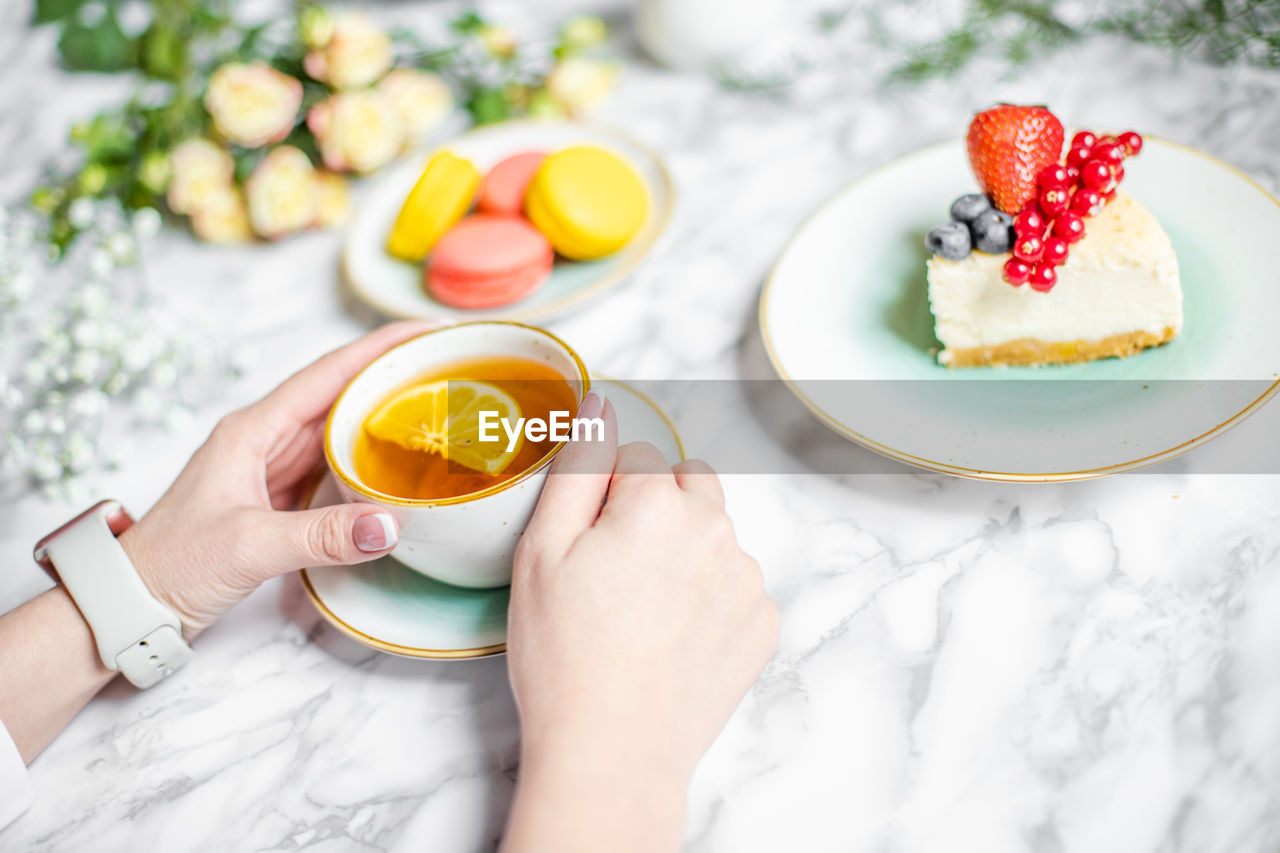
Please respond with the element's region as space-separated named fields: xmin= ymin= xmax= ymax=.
xmin=524 ymin=146 xmax=648 ymax=261
xmin=386 ymin=151 xmax=481 ymax=263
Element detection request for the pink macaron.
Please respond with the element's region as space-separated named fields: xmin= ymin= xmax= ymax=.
xmin=426 ymin=214 xmax=553 ymax=309
xmin=476 ymin=151 xmax=547 ymax=217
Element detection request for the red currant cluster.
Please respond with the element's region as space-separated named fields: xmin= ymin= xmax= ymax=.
xmin=1003 ymin=130 xmax=1144 ymax=291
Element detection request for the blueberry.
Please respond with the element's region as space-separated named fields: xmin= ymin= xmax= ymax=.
xmin=950 ymin=193 xmax=992 ymax=223
xmin=970 ymin=210 xmax=1015 ymax=254
xmin=926 ymin=221 xmax=971 ymax=260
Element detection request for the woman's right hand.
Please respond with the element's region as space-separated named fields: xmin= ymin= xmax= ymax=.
xmin=502 ymin=391 xmax=779 ymax=853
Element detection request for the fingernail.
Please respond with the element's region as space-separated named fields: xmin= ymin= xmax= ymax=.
xmin=353 ymin=513 xmax=398 ymax=552
xmin=578 ymin=390 xmax=604 ymax=420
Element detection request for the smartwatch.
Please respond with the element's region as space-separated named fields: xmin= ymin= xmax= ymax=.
xmin=34 ymin=500 xmax=193 ymax=688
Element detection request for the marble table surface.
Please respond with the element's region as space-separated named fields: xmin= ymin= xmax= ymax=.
xmin=3 ymin=1 xmax=1280 ymax=851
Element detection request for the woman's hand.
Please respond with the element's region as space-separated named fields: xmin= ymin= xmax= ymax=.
xmin=1 ymin=322 xmax=440 ymax=762
xmin=120 ymin=320 xmax=439 ymax=637
xmin=502 ymin=393 xmax=779 ymax=853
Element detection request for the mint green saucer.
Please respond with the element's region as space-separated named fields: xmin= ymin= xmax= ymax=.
xmin=301 ymin=378 xmax=684 ymax=659
xmin=760 ymin=137 xmax=1280 ymax=480
xmin=342 ymin=120 xmax=673 ymax=323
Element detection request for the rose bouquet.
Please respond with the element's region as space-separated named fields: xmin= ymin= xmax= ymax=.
xmin=30 ymin=2 xmax=615 ymax=254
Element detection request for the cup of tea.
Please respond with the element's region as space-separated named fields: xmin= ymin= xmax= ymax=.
xmin=324 ymin=321 xmax=591 ymax=588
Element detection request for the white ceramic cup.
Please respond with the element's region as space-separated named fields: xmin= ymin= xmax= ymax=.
xmin=325 ymin=322 xmax=590 ymax=588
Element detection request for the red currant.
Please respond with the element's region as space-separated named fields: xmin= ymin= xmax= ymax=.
xmin=1003 ymin=258 xmax=1032 ymax=286
xmin=1065 ymin=165 xmax=1081 ymax=185
xmin=1013 ymin=233 xmax=1044 ymax=263
xmin=1037 ymin=164 xmax=1070 ymax=190
xmin=1014 ymin=208 xmax=1045 ymax=236
xmin=1053 ymin=211 xmax=1085 ymax=243
xmin=1111 ymin=163 xmax=1125 ymax=183
xmin=1081 ymin=160 xmax=1111 ymax=190
xmin=1071 ymin=131 xmax=1097 ymax=150
xmin=1102 ymin=187 xmax=1117 ymax=204
xmin=1042 ymin=236 xmax=1069 ymax=267
xmin=1092 ymin=142 xmax=1124 ymax=165
xmin=1118 ymin=130 xmax=1143 ymax=157
xmin=1039 ymin=186 xmax=1070 ymax=217
xmin=1066 ymin=145 xmax=1092 ymax=168
xmin=1071 ymin=188 xmax=1103 ymax=216
xmin=1029 ymin=263 xmax=1057 ymax=292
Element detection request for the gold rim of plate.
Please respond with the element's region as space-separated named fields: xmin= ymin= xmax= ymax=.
xmin=758 ymin=135 xmax=1280 ymax=483
xmin=341 ymin=120 xmax=676 ymax=323
xmin=302 ymin=376 xmax=685 ymax=659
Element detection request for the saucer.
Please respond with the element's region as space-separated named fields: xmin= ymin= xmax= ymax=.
xmin=342 ymin=120 xmax=674 ymax=323
xmin=300 ymin=377 xmax=683 ymax=659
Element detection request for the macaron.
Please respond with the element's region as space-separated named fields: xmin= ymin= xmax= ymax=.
xmin=477 ymin=151 xmax=547 ymax=217
xmin=524 ymin=146 xmax=649 ymax=261
xmin=426 ymin=214 xmax=553 ymax=309
xmin=386 ymin=151 xmax=480 ymax=263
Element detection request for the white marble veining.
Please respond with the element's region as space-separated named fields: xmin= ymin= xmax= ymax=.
xmin=3 ymin=1 xmax=1280 ymax=851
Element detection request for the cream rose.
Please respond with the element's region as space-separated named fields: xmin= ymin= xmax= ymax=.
xmin=377 ymin=69 xmax=453 ymax=148
xmin=205 ymin=62 xmax=302 ymax=148
xmin=190 ymin=187 xmax=253 ymax=244
xmin=307 ymin=90 xmax=404 ymax=174
xmin=303 ymin=12 xmax=392 ymax=91
xmin=314 ymin=171 xmax=351 ymax=228
xmin=545 ymin=57 xmax=619 ymax=116
xmin=166 ymin=138 xmax=234 ymax=215
xmin=245 ymin=146 xmax=319 ymax=239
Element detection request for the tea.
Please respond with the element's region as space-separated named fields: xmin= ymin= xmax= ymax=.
xmin=352 ymin=355 xmax=578 ymax=500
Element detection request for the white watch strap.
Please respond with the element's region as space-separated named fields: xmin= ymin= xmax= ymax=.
xmin=44 ymin=510 xmax=193 ymax=688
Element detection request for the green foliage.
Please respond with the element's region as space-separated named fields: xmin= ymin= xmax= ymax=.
xmin=56 ymin=5 xmax=136 ymax=72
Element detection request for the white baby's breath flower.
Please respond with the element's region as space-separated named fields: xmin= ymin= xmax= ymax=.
xmin=63 ymin=432 xmax=94 ymax=473
xmin=72 ymin=319 xmax=101 ymax=347
xmin=71 ymin=350 xmax=103 ymax=383
xmin=245 ymin=145 xmax=319 ymax=239
xmin=22 ymin=410 xmax=46 ymax=434
xmin=77 ymin=284 xmax=110 ymax=317
xmin=103 ymin=372 xmax=129 ymax=396
xmin=133 ymin=207 xmax=162 ymax=238
xmin=308 ymin=89 xmax=404 ymax=174
xmin=23 ymin=361 xmax=47 ymax=387
xmin=68 ymin=197 xmax=96 ymax=228
xmin=107 ymin=231 xmax=135 ymax=262
xmin=303 ymin=13 xmax=392 ymax=91
xmin=32 ymin=455 xmax=63 ymax=485
xmin=6 ymin=270 xmax=33 ymax=299
xmin=377 ymin=69 xmax=453 ymax=148
xmin=88 ymin=248 xmax=113 ymax=279
xmin=45 ymin=414 xmax=66 ymax=435
xmin=205 ymin=62 xmax=303 ymax=148
xmin=122 ymin=339 xmax=152 ymax=371
xmin=150 ymin=361 xmax=178 ymax=388
xmin=69 ymin=389 xmax=109 ymax=418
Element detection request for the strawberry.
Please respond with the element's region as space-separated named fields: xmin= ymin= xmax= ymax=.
xmin=967 ymin=104 xmax=1065 ymax=214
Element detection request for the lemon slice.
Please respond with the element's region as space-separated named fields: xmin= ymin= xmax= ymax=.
xmin=364 ymin=380 xmax=523 ymax=476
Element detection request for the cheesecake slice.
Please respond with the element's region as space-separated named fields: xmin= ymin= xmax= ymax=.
xmin=927 ymin=190 xmax=1182 ymax=367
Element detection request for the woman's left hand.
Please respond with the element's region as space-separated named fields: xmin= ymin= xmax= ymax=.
xmin=119 ymin=320 xmax=440 ymax=637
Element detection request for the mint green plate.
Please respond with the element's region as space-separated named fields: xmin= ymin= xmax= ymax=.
xmin=301 ymin=378 xmax=684 ymax=659
xmin=760 ymin=137 xmax=1280 ymax=481
xmin=342 ymin=120 xmax=673 ymax=323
